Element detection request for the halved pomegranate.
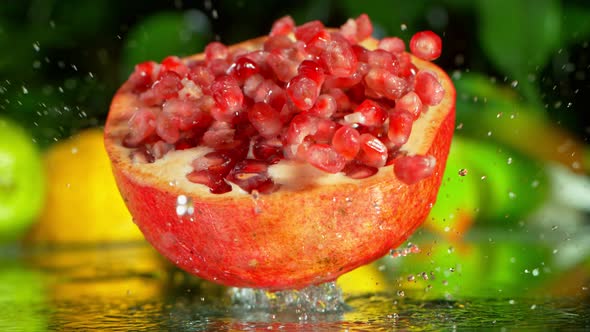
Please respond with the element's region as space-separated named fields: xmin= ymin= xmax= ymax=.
xmin=104 ymin=15 xmax=455 ymax=290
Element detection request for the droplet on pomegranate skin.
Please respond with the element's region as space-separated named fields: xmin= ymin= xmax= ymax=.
xmin=332 ymin=125 xmax=360 ymax=160
xmin=394 ymin=154 xmax=437 ymax=185
xmin=306 ymin=144 xmax=347 ymax=173
xmin=270 ymin=15 xmax=295 ymax=36
xmin=286 ymin=75 xmax=320 ymax=111
xmin=248 ymin=102 xmax=282 ymax=138
xmin=357 ymin=133 xmax=388 ymax=168
xmin=410 ymin=31 xmax=442 ymax=61
xmin=414 ymin=70 xmax=445 ymax=106
xmin=387 ymin=109 xmax=414 ymax=147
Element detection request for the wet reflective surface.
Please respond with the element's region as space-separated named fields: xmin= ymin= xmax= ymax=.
xmin=2 ymin=232 xmax=588 ymax=331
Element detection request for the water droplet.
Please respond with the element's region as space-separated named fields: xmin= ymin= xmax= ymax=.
xmin=22 ymin=86 xmax=29 ymax=94
xmin=532 ymin=268 xmax=539 ymax=277
xmin=508 ymin=299 xmax=515 ymax=305
xmin=508 ymin=192 xmax=516 ymax=199
xmin=448 ymin=246 xmax=455 ymax=253
xmin=530 ymin=304 xmax=537 ymax=310
xmin=552 ymin=249 xmax=559 ymax=254
xmin=507 ymin=157 xmax=513 ymax=165
xmin=442 ymin=280 xmax=449 ymax=286
xmin=510 ymin=80 xmax=519 ymax=88
xmin=458 ymin=169 xmax=468 ymax=176
xmin=32 ymin=42 xmax=40 ymax=52
xmin=400 ymin=23 xmax=408 ymax=31
xmin=407 ymin=274 xmax=415 ymax=282
xmin=551 ymin=225 xmax=559 ymax=231
xmin=176 ymin=195 xmax=194 ymax=217
xmin=397 ymin=290 xmax=405 ymax=297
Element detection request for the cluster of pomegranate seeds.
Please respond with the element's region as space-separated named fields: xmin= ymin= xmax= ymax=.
xmin=123 ymin=14 xmax=445 ymax=194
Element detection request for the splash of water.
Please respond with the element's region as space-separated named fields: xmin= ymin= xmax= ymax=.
xmin=228 ymin=282 xmax=345 ymax=313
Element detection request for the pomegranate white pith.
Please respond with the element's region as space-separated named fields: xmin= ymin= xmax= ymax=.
xmin=105 ymin=15 xmax=455 ymax=290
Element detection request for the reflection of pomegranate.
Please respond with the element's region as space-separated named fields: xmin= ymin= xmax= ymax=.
xmin=104 ymin=15 xmax=455 ymax=290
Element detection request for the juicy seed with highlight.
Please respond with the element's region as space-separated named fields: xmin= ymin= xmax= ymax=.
xmin=394 ymin=154 xmax=437 ymax=185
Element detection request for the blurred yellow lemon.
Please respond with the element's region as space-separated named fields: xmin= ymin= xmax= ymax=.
xmin=26 ymin=129 xmax=144 ymax=245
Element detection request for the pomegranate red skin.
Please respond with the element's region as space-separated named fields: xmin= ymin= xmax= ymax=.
xmin=105 ymin=36 xmax=456 ymax=290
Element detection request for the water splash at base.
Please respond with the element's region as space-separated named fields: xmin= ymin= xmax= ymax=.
xmin=228 ymin=282 xmax=345 ymax=313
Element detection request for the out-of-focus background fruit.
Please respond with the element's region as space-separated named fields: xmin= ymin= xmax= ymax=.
xmin=0 ymin=1 xmax=589 ymax=326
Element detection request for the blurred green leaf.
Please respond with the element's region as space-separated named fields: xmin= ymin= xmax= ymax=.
xmin=477 ymin=0 xmax=561 ymax=85
xmin=562 ymin=4 xmax=590 ymax=44
xmin=120 ymin=11 xmax=211 ymax=81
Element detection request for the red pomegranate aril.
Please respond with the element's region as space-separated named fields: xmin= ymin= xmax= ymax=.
xmin=312 ymin=118 xmax=338 ymax=143
xmin=332 ymin=125 xmax=360 ymax=160
xmin=410 ymin=31 xmax=442 ymax=61
xmin=294 ymin=20 xmax=325 ymax=44
xmin=357 ymin=133 xmax=388 ymax=168
xmin=263 ymin=35 xmax=294 ymax=52
xmin=267 ymin=45 xmax=306 ymax=82
xmin=283 ymin=113 xmax=319 ymax=159
xmin=248 ymin=102 xmax=282 ymax=138
xmin=309 ymin=94 xmax=337 ymax=118
xmin=367 ymin=49 xmax=397 ymax=71
xmin=160 ymin=56 xmax=188 ymax=76
xmin=252 ymin=79 xmax=287 ymax=110
xmin=387 ymin=109 xmax=414 ymax=147
xmin=394 ymin=154 xmax=437 ymax=185
xmin=355 ymin=14 xmax=373 ymax=41
xmin=253 ymin=136 xmax=284 ymax=164
xmin=414 ymin=70 xmax=445 ymax=106
xmin=188 ymin=64 xmax=215 ymax=90
xmin=351 ymin=99 xmax=387 ymax=127
xmin=155 ymin=112 xmax=180 ymax=144
xmin=229 ymin=56 xmax=260 ymax=81
xmin=123 ymin=107 xmax=158 ymax=148
xmin=205 ymin=41 xmax=229 ymax=61
xmin=323 ymin=70 xmax=363 ymax=90
xmin=395 ymin=91 xmax=423 ymax=119
xmin=201 ymin=121 xmax=236 ymax=149
xmin=319 ymin=36 xmax=358 ymax=77
xmin=342 ymin=161 xmax=378 ymax=179
xmin=210 ymin=75 xmax=244 ymax=122
xmin=364 ymin=68 xmax=407 ymax=101
xmin=396 ymin=52 xmax=417 ymax=78
xmin=298 ymin=60 xmax=326 ymax=85
xmin=192 ymin=151 xmax=238 ymax=177
xmin=150 ymin=140 xmax=173 ymax=159
xmin=128 ymin=61 xmax=158 ymax=93
xmin=140 ymin=71 xmax=183 ymax=106
xmin=227 ymin=159 xmax=274 ymax=193
xmin=187 ymin=169 xmax=232 ymax=194
xmin=327 ymin=88 xmax=351 ymax=112
xmin=286 ymin=75 xmax=320 ymax=111
xmin=378 ymin=37 xmax=405 ymax=54
xmin=306 ymin=143 xmax=347 ymax=173
xmin=270 ymin=15 xmax=295 ymax=36
xmin=162 ymin=99 xmax=207 ymax=131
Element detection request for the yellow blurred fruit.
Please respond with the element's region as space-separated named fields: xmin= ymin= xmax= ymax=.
xmin=336 ymin=262 xmax=389 ymax=295
xmin=26 ymin=129 xmax=144 ymax=245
